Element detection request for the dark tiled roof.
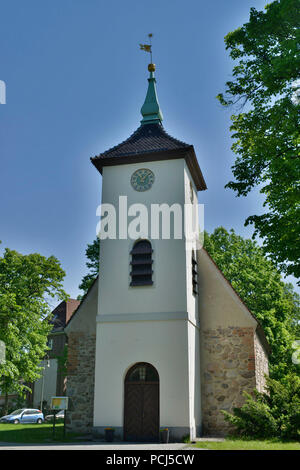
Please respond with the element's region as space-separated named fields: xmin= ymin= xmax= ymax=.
xmin=91 ymin=122 xmax=207 ymax=191
xmin=50 ymin=299 xmax=80 ymax=332
xmin=93 ymin=123 xmax=191 ymax=160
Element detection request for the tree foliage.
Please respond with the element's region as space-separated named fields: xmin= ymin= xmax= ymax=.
xmin=205 ymin=227 xmax=300 ymax=379
xmin=0 ymin=245 xmax=67 ymax=404
xmin=217 ymin=0 xmax=300 ymax=282
xmin=78 ymin=237 xmax=100 ymax=297
xmin=56 ymin=344 xmax=68 ymax=380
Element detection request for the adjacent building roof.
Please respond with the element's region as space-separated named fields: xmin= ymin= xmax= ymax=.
xmin=50 ymin=299 xmax=81 ymax=333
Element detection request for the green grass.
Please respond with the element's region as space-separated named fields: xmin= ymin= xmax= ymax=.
xmin=1 ymin=423 xmax=299 ymax=449
xmin=0 ymin=422 xmax=82 ymax=444
xmin=193 ymin=437 xmax=300 ymax=451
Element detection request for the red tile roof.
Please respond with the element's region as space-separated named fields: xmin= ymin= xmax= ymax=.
xmin=51 ymin=299 xmax=80 ymax=331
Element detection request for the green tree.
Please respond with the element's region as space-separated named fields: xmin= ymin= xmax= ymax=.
xmin=217 ymin=0 xmax=300 ymax=282
xmin=78 ymin=238 xmax=100 ymax=297
xmin=0 ymin=246 xmax=67 ymax=413
xmin=222 ymin=374 xmax=300 ymax=439
xmin=284 ymin=282 xmax=300 ymax=338
xmin=56 ymin=344 xmax=68 ymax=380
xmin=205 ymin=227 xmax=300 ymax=380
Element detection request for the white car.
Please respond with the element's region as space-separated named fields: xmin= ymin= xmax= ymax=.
xmin=45 ymin=410 xmax=65 ymax=421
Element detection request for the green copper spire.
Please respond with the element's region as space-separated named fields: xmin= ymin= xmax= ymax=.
xmin=140 ymin=63 xmax=163 ymax=125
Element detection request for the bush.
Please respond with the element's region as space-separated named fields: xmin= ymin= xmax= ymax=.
xmin=222 ymin=374 xmax=300 ymax=440
xmin=222 ymin=393 xmax=278 ymax=438
xmin=269 ymin=374 xmax=300 ymax=440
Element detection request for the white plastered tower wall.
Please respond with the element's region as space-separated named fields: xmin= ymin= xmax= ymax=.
xmin=184 ymin=162 xmax=202 ymax=439
xmin=93 ymin=157 xmax=202 ymax=440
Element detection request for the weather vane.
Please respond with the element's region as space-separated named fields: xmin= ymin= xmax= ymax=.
xmin=140 ymin=33 xmax=153 ymax=64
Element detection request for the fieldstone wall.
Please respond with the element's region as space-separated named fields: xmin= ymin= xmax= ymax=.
xmin=66 ymin=331 xmax=96 ymax=434
xmin=201 ymin=326 xmax=258 ymax=436
xmin=254 ymin=332 xmax=269 ymax=393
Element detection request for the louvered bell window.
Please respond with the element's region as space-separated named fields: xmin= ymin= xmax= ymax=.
xmin=192 ymin=251 xmax=198 ymax=295
xmin=130 ymin=240 xmax=153 ymax=286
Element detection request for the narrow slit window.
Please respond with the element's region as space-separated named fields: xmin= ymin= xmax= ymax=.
xmin=192 ymin=251 xmax=198 ymax=295
xmin=130 ymin=240 xmax=153 ymax=286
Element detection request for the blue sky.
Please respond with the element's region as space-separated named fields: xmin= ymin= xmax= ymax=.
xmin=1 ymin=0 xmax=297 ymax=301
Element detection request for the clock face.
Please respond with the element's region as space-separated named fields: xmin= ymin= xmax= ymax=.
xmin=131 ymin=168 xmax=155 ymax=192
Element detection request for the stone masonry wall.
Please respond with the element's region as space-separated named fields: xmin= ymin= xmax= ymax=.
xmin=201 ymin=326 xmax=257 ymax=436
xmin=66 ymin=331 xmax=96 ymax=434
xmin=254 ymin=332 xmax=269 ymax=393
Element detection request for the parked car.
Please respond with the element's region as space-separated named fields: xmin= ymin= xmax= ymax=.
xmin=45 ymin=410 xmax=64 ymax=422
xmin=0 ymin=408 xmax=44 ymax=424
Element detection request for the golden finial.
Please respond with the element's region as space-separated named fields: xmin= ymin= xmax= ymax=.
xmin=148 ymin=63 xmax=156 ymax=72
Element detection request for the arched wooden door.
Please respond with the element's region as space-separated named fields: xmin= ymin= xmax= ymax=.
xmin=124 ymin=363 xmax=159 ymax=442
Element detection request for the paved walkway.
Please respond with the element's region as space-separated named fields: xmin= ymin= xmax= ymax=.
xmin=0 ymin=442 xmax=196 ymax=450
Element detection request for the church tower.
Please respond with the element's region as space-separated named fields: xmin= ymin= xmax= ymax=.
xmin=90 ymin=61 xmax=207 ymax=442
xmin=65 ymin=54 xmax=269 ymax=440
